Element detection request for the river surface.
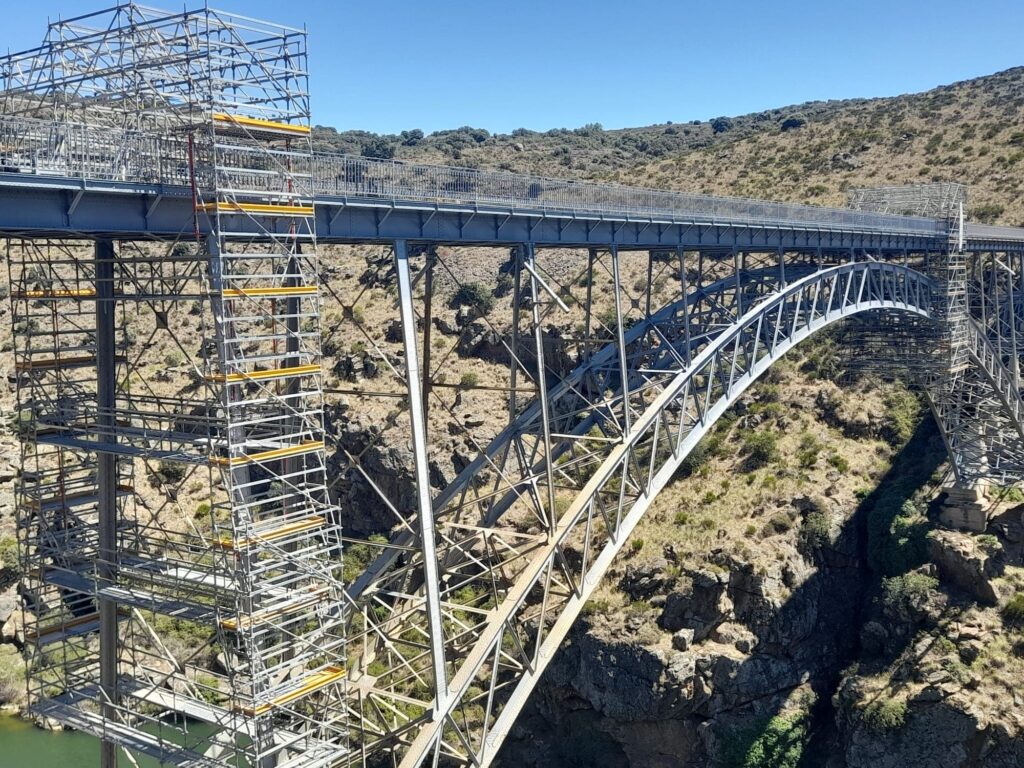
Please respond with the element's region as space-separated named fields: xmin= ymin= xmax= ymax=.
xmin=0 ymin=715 xmax=221 ymax=768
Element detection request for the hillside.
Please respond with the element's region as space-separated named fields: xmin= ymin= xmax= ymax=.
xmin=314 ymin=66 xmax=1024 ymax=225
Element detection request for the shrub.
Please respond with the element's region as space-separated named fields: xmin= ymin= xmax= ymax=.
xmin=882 ymin=385 xmax=921 ymax=447
xmin=827 ymin=453 xmax=850 ymax=472
xmin=458 ymin=372 xmax=480 ymax=389
xmin=743 ymin=431 xmax=779 ymax=468
xmin=630 ymin=538 xmax=645 ymax=553
xmin=711 ymin=117 xmax=733 ymax=134
xmin=799 ymin=511 xmax=831 ymax=555
xmin=970 ymin=202 xmax=1005 ymax=224
xmin=0 ymin=644 xmax=25 ymax=704
xmin=780 ymin=116 xmax=807 ymax=132
xmin=450 ymin=283 xmax=495 ymax=315
xmin=360 ymin=137 xmax=395 ymax=159
xmin=0 ymin=536 xmax=18 ymax=573
xmin=1002 ymin=592 xmax=1024 ymax=626
xmin=493 ymin=272 xmax=514 ymax=298
xmin=674 ymin=511 xmax=691 ymax=526
xmin=977 ymin=533 xmax=1001 ymax=555
xmin=155 ymin=460 xmax=187 ymax=486
xmin=740 ymin=713 xmax=808 ymax=768
xmin=677 ymin=432 xmax=724 ymax=477
xmin=861 ymin=697 xmax=907 ymax=733
xmin=881 ymin=573 xmax=937 ymax=616
xmin=767 ymin=512 xmax=793 ymax=534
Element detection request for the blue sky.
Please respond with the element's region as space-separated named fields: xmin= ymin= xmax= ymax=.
xmin=6 ymin=0 xmax=1023 ymax=135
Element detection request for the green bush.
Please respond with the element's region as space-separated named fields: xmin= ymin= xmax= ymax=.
xmin=827 ymin=453 xmax=850 ymax=472
xmin=977 ymin=534 xmax=1001 ymax=556
xmin=767 ymin=512 xmax=793 ymax=534
xmin=0 ymin=536 xmax=19 ymax=573
xmin=723 ymin=712 xmax=809 ymax=768
xmin=1002 ymin=592 xmax=1024 ymax=626
xmin=743 ymin=431 xmax=779 ymax=468
xmin=0 ymin=644 xmax=25 ymax=704
xmin=881 ymin=572 xmax=937 ymax=616
xmin=459 ymin=372 xmax=480 ymax=389
xmin=677 ymin=431 xmax=725 ymax=477
xmin=861 ymin=697 xmax=907 ymax=733
xmin=450 ymin=283 xmax=495 ymax=315
xmin=881 ymin=385 xmax=922 ymax=447
xmin=155 ymin=461 xmax=187 ymax=486
xmin=799 ymin=511 xmax=831 ymax=555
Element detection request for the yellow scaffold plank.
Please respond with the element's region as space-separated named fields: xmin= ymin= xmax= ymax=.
xmin=212 ymin=113 xmax=311 ymax=136
xmin=214 ymin=515 xmax=326 ymax=551
xmin=207 ymin=363 xmax=321 ymax=384
xmin=210 ymin=439 xmax=324 ymax=468
xmin=196 ymin=201 xmax=314 ymax=216
xmin=220 ymin=286 xmax=318 ymax=299
xmin=24 ymin=484 xmax=133 ymax=511
xmin=219 ymin=587 xmax=331 ymax=631
xmin=25 ymin=608 xmax=129 ymax=644
xmin=15 ymin=354 xmax=126 ymax=372
xmin=233 ymin=665 xmax=345 ymax=717
xmin=13 ymin=288 xmax=97 ymax=300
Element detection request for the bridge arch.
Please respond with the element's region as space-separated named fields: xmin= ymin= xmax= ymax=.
xmin=350 ymin=261 xmax=937 ymax=766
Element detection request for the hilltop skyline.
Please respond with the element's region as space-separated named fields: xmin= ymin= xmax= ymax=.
xmin=5 ymin=0 xmax=1024 ymax=134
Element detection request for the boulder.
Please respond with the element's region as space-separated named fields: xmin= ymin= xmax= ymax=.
xmin=620 ymin=557 xmax=670 ymax=601
xmin=927 ymin=529 xmax=1001 ymax=605
xmin=659 ymin=568 xmax=732 ymax=641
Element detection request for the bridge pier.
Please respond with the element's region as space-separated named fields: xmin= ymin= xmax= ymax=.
xmin=96 ymin=238 xmax=118 ymax=768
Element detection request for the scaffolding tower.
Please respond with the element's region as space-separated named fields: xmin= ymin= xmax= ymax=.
xmin=4 ymin=5 xmax=347 ymax=766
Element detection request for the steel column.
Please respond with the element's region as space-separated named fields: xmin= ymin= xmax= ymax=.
xmin=393 ymin=239 xmax=449 ymax=721
xmin=610 ymin=245 xmax=632 ymax=435
xmin=95 ymin=238 xmax=118 ymax=768
xmin=525 ymin=243 xmax=558 ymax=533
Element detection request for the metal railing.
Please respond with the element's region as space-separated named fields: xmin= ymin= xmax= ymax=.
xmin=964 ymin=222 xmax=1024 ymax=243
xmin=0 ymin=113 xmax=955 ymax=237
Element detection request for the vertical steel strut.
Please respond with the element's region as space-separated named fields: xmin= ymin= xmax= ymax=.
xmin=393 ymin=239 xmax=450 ymax=722
xmin=96 ymin=239 xmax=118 ymax=768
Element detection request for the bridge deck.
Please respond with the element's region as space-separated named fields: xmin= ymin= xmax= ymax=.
xmin=2 ymin=115 xmax=1023 ymax=248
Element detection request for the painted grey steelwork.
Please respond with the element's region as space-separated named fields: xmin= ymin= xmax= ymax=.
xmin=2 ymin=113 xmax=1024 ymax=249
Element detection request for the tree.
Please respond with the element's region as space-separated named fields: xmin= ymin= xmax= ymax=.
xmin=711 ymin=117 xmax=733 ymax=134
xmin=780 ymin=116 xmax=807 ymax=132
xmin=361 ymin=137 xmax=395 ymax=159
xmin=400 ymin=129 xmax=424 ymax=146
xmin=449 ymin=283 xmax=495 ymax=316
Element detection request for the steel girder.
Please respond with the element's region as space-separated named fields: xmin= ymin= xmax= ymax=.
xmin=344 ymin=261 xmax=934 ymax=767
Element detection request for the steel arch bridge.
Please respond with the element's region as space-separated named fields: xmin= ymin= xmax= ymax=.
xmin=3 ymin=4 xmax=1024 ymax=768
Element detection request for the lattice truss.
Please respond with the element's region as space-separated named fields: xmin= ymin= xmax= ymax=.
xmin=315 ymin=241 xmax=1000 ymax=767
xmin=5 ymin=4 xmax=347 ymax=767
xmin=848 ymin=186 xmax=1024 ymax=486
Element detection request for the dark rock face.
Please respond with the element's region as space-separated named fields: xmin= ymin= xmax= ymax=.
xmin=836 ymin=698 xmax=990 ymax=768
xmin=498 ymin=517 xmax=868 ymax=767
xmin=456 ymin=322 xmax=576 ymax=378
xmin=659 ymin=569 xmax=731 ymax=641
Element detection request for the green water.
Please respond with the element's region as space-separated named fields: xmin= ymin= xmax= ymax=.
xmin=0 ymin=715 xmax=104 ymax=768
xmin=0 ymin=715 xmax=221 ymax=768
